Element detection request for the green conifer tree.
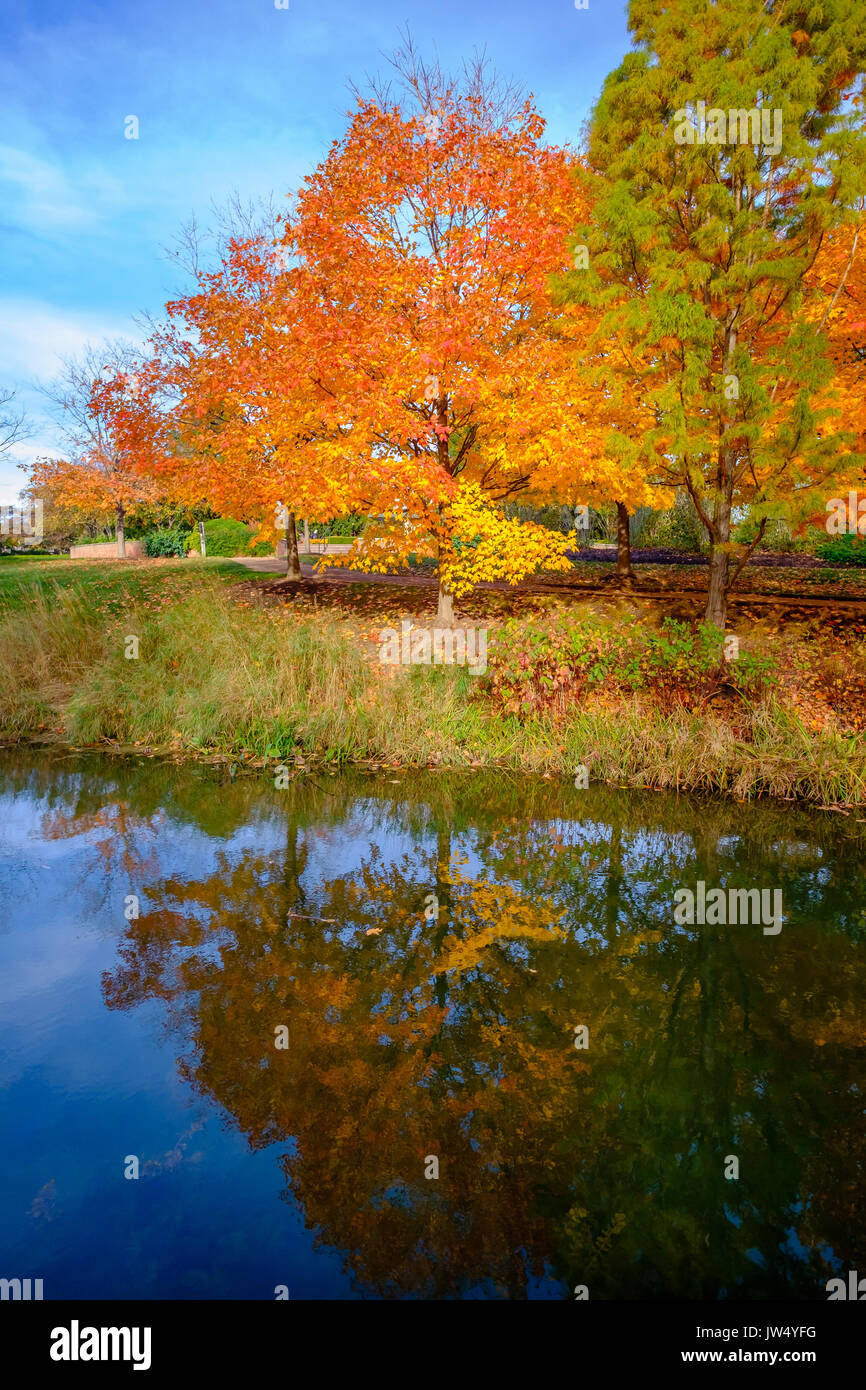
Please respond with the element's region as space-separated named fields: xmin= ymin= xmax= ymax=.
xmin=568 ymin=0 xmax=866 ymax=626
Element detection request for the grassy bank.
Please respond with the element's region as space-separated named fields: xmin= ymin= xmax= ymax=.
xmin=0 ymin=563 xmax=864 ymax=806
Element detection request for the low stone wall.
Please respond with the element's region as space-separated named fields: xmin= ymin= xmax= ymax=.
xmin=69 ymin=541 xmax=146 ymax=560
xmin=277 ymin=538 xmax=353 ymax=557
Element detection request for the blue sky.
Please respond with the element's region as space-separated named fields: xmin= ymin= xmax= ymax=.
xmin=0 ymin=0 xmax=630 ymax=499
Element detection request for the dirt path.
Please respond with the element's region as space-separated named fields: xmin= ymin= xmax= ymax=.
xmin=233 ymin=557 xmax=866 ymax=620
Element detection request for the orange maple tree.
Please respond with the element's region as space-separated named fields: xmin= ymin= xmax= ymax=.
xmin=91 ymin=55 xmax=650 ymax=607
xmin=287 ymin=48 xmax=607 ymax=619
xmin=30 ymin=343 xmax=160 ymax=557
xmin=100 ymin=212 xmax=423 ymax=578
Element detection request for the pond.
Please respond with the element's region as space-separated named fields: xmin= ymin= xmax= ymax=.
xmin=0 ymin=750 xmax=863 ymax=1300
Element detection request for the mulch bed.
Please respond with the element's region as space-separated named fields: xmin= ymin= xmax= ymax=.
xmin=569 ymin=546 xmax=826 ymax=568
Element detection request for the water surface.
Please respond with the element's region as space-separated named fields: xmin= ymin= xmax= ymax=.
xmin=1 ymin=750 xmax=863 ymax=1299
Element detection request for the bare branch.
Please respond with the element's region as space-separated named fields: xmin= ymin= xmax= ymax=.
xmin=0 ymin=388 xmax=29 ymax=455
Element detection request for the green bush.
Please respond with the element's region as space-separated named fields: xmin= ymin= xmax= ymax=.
xmin=647 ymin=492 xmax=709 ymax=552
xmin=734 ymin=516 xmax=790 ymax=550
xmin=406 ymin=553 xmax=438 ymax=572
xmin=309 ymin=514 xmax=366 ymax=539
xmin=0 ymin=549 xmax=58 ymax=558
xmin=732 ymin=516 xmax=823 ymax=554
xmin=814 ymin=532 xmax=866 ymax=567
xmin=578 ymin=502 xmax=656 ymax=546
xmin=186 ymin=518 xmax=259 ymax=557
xmin=143 ymin=530 xmax=188 ymax=558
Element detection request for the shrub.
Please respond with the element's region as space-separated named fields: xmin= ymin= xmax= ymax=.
xmin=308 ymin=514 xmax=366 ymax=539
xmin=732 ymin=517 xmax=823 ymax=554
xmin=814 ymin=533 xmax=866 ymax=567
xmin=143 ymin=529 xmax=188 ymax=558
xmin=186 ymin=518 xmax=258 ymax=557
xmin=645 ymin=492 xmax=709 ymax=552
xmin=733 ymin=516 xmax=791 ymax=550
xmin=480 ymin=615 xmax=774 ymax=716
xmin=480 ymin=614 xmax=641 ymax=716
xmin=0 ymin=548 xmax=57 ymax=558
xmin=640 ymin=620 xmax=772 ymax=701
xmin=581 ymin=502 xmax=656 ymax=546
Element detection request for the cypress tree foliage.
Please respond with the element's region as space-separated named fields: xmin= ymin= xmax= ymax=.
xmin=567 ymin=0 xmax=866 ymax=627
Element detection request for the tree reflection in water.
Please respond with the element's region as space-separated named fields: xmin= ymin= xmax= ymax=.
xmin=11 ymin=754 xmax=863 ymax=1299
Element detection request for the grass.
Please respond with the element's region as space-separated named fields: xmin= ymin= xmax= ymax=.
xmin=0 ymin=555 xmax=249 ymax=612
xmin=0 ymin=561 xmax=864 ymax=805
xmin=0 ymin=551 xmax=64 ymax=568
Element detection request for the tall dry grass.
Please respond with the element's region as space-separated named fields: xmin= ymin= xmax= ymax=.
xmin=0 ymin=577 xmax=863 ymax=804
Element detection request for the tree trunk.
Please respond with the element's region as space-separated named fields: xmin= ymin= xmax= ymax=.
xmin=705 ymin=327 xmax=738 ymax=631
xmin=433 ymin=826 xmax=452 ymax=1010
xmin=615 ymin=501 xmax=634 ymax=584
xmin=302 ymin=518 xmax=310 ymax=553
xmin=705 ymin=474 xmax=732 ymax=630
xmin=434 ymin=396 xmax=457 ymax=626
xmin=437 ymin=580 xmax=455 ymax=626
xmin=706 ymin=544 xmax=728 ymax=629
xmin=285 ymin=512 xmax=302 ymax=580
xmin=115 ymin=501 xmax=126 ymax=559
xmin=604 ymin=824 xmax=623 ymax=946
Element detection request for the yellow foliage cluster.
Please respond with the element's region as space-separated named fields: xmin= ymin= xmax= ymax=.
xmin=315 ymin=482 xmax=574 ymax=596
xmin=440 ymin=483 xmax=573 ymax=597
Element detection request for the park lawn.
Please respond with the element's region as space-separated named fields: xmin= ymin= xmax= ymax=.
xmin=0 ymin=556 xmax=252 ymax=615
xmin=0 ymin=552 xmax=65 ymax=572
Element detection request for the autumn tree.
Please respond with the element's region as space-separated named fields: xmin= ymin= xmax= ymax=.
xmin=31 ymin=342 xmax=159 ymax=557
xmin=18 ymin=477 xmax=112 ymax=550
xmin=528 ymin=302 xmax=665 ymax=584
xmin=801 ymin=210 xmax=866 ymax=531
xmin=290 ymin=41 xmax=604 ymax=622
xmin=109 ymin=198 xmax=382 ymax=580
xmin=565 ymin=0 xmax=866 ymax=627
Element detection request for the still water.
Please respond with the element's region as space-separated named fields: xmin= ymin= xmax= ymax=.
xmin=0 ymin=750 xmax=863 ymax=1300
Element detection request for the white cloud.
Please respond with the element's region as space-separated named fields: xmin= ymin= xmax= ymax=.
xmin=0 ymin=298 xmax=140 ymax=381
xmin=0 ymin=144 xmax=123 ymax=233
